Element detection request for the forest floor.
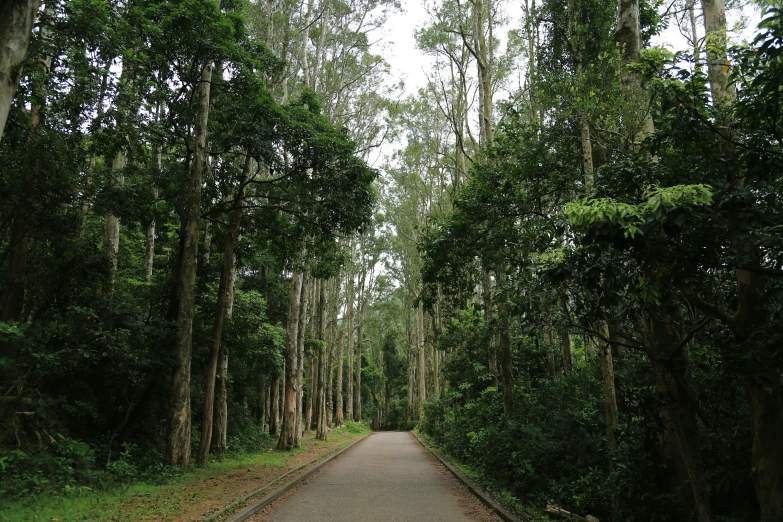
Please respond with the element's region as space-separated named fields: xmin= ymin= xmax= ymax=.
xmin=3 ymin=425 xmax=369 ymax=522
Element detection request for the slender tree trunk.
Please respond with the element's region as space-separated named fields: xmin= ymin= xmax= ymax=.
xmin=417 ymin=298 xmax=426 ymax=423
xmin=326 ymin=278 xmax=337 ymax=427
xmin=494 ymin=269 xmax=513 ymax=413
xmin=355 ymin=274 xmax=365 ymax=422
xmin=700 ymin=0 xmax=734 ymax=103
xmin=197 ymin=156 xmax=251 ymax=465
xmin=278 ymin=271 xmax=302 ymax=450
xmin=335 ymin=292 xmax=345 ymax=427
xmin=640 ymin=306 xmax=713 ymax=522
xmin=211 ymin=250 xmax=237 ymax=456
xmin=103 ymin=150 xmax=124 ymax=292
xmin=0 ymin=0 xmax=39 ymax=143
xmin=316 ymin=280 xmax=328 ymax=440
xmin=269 ymin=377 xmax=279 ymax=435
xmin=1 ymin=4 xmax=49 ymax=356
xmin=295 ymin=269 xmax=309 ymax=445
xmin=407 ymin=357 xmax=414 ymax=424
xmin=166 ymin=52 xmax=215 ymax=466
xmin=482 ymin=269 xmax=498 ymax=386
xmin=346 ymin=272 xmax=355 ymax=421
xmin=544 ymin=326 xmax=556 ymax=377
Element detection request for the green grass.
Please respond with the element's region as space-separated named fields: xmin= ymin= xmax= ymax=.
xmin=0 ymin=427 xmax=368 ymax=522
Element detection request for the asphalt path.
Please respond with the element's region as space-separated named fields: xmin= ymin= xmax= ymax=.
xmin=265 ymin=431 xmax=480 ymax=521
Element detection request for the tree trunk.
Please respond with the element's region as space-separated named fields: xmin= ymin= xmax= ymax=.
xmin=197 ymin=155 xmax=251 ymax=466
xmin=335 ymin=304 xmax=345 ymax=427
xmin=0 ymin=3 xmax=48 ymax=357
xmin=700 ymin=0 xmax=734 ymax=103
xmin=269 ymin=377 xmax=279 ymax=436
xmin=326 ymin=278 xmax=337 ymax=427
xmin=0 ymin=0 xmax=38 ymax=143
xmin=165 ymin=32 xmax=219 ymax=465
xmin=278 ymin=271 xmax=302 ymax=450
xmin=482 ymin=269 xmax=498 ymax=386
xmin=417 ymin=298 xmax=426 ymax=423
xmin=316 ymin=280 xmax=328 ymax=440
xmin=103 ymin=150 xmax=124 ymax=293
xmin=211 ymin=251 xmax=237 ymax=456
xmin=355 ymin=287 xmax=364 ymax=422
xmin=640 ymin=307 xmax=713 ymax=522
xmin=294 ymin=269 xmax=309 ymax=445
xmin=544 ymin=326 xmax=556 ymax=377
xmin=346 ymin=271 xmax=355 ymax=421
xmin=495 ymin=269 xmax=513 ymax=414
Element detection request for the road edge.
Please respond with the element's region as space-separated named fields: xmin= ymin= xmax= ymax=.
xmin=411 ymin=430 xmax=523 ymax=522
xmin=219 ymin=432 xmax=372 ymax=522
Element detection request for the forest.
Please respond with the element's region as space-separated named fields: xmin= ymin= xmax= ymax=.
xmin=0 ymin=0 xmax=781 ymax=520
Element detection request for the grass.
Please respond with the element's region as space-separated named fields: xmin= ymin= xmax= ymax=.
xmin=1 ymin=426 xmax=369 ymax=522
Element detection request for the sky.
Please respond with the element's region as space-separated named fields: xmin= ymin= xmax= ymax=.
xmin=378 ymin=0 xmax=762 ymax=99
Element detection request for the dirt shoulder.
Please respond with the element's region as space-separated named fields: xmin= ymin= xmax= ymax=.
xmin=7 ymin=426 xmax=368 ymax=522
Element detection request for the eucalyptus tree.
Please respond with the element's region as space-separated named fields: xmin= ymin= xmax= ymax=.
xmin=0 ymin=0 xmax=39 ymax=142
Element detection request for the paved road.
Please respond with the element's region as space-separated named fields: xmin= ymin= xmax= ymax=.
xmin=266 ymin=432 xmax=479 ymax=522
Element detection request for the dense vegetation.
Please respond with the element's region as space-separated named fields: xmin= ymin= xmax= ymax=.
xmin=1 ymin=0 xmax=782 ymax=521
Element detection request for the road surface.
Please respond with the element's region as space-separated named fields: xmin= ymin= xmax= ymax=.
xmin=262 ymin=431 xmax=496 ymax=522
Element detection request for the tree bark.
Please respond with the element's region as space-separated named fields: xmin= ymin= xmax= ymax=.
xmin=316 ymin=279 xmax=328 ymax=440
xmin=335 ymin=288 xmax=345 ymax=427
xmin=482 ymin=269 xmax=498 ymax=386
xmin=0 ymin=0 xmax=38 ymax=143
xmin=294 ymin=269 xmax=309 ymax=445
xmin=165 ymin=53 xmax=215 ymax=466
xmin=495 ymin=269 xmax=513 ymax=413
xmin=211 ymin=250 xmax=237 ymax=456
xmin=700 ymin=0 xmax=734 ymax=103
xmin=269 ymin=376 xmax=279 ymax=435
xmin=640 ymin=306 xmax=713 ymax=522
xmin=355 ymin=272 xmax=365 ymax=422
xmin=197 ymin=155 xmax=250 ymax=466
xmin=278 ymin=271 xmax=302 ymax=450
xmin=417 ymin=298 xmax=426 ymax=423
xmin=346 ymin=271 xmax=355 ymax=421
xmin=544 ymin=326 xmax=556 ymax=377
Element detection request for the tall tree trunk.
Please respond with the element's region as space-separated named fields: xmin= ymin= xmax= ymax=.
xmin=335 ymin=286 xmax=345 ymax=427
xmin=269 ymin=377 xmax=279 ymax=435
xmin=103 ymin=150 xmax=124 ymax=292
xmin=346 ymin=271 xmax=355 ymax=421
xmin=615 ymin=0 xmax=654 ymax=140
xmin=0 ymin=0 xmax=39 ymax=143
xmin=640 ymin=306 xmax=713 ymax=522
xmin=355 ymin=272 xmax=365 ymax=422
xmin=417 ymin=298 xmax=426 ymax=423
xmin=544 ymin=326 xmax=556 ymax=377
xmin=482 ymin=269 xmax=498 ymax=386
xmin=1 ymin=3 xmax=49 ymax=358
xmin=197 ymin=155 xmax=251 ymax=466
xmin=316 ymin=279 xmax=328 ymax=440
xmin=326 ymin=278 xmax=337 ymax=427
xmin=407 ymin=356 xmax=414 ymax=424
xmin=494 ymin=268 xmax=513 ymax=413
xmin=211 ymin=250 xmax=237 ymax=456
xmin=699 ymin=6 xmax=783 ymax=518
xmin=295 ymin=269 xmax=309 ymax=445
xmin=166 ymin=51 xmax=216 ymax=466
xmin=278 ymin=271 xmax=302 ymax=450
xmin=700 ymin=0 xmax=734 ymax=103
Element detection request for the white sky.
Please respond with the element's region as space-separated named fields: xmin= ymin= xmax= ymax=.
xmin=379 ymin=0 xmax=761 ymax=99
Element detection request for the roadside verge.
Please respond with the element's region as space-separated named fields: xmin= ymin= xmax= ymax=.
xmin=411 ymin=431 xmax=523 ymax=522
xmin=216 ymin=433 xmax=371 ymax=522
